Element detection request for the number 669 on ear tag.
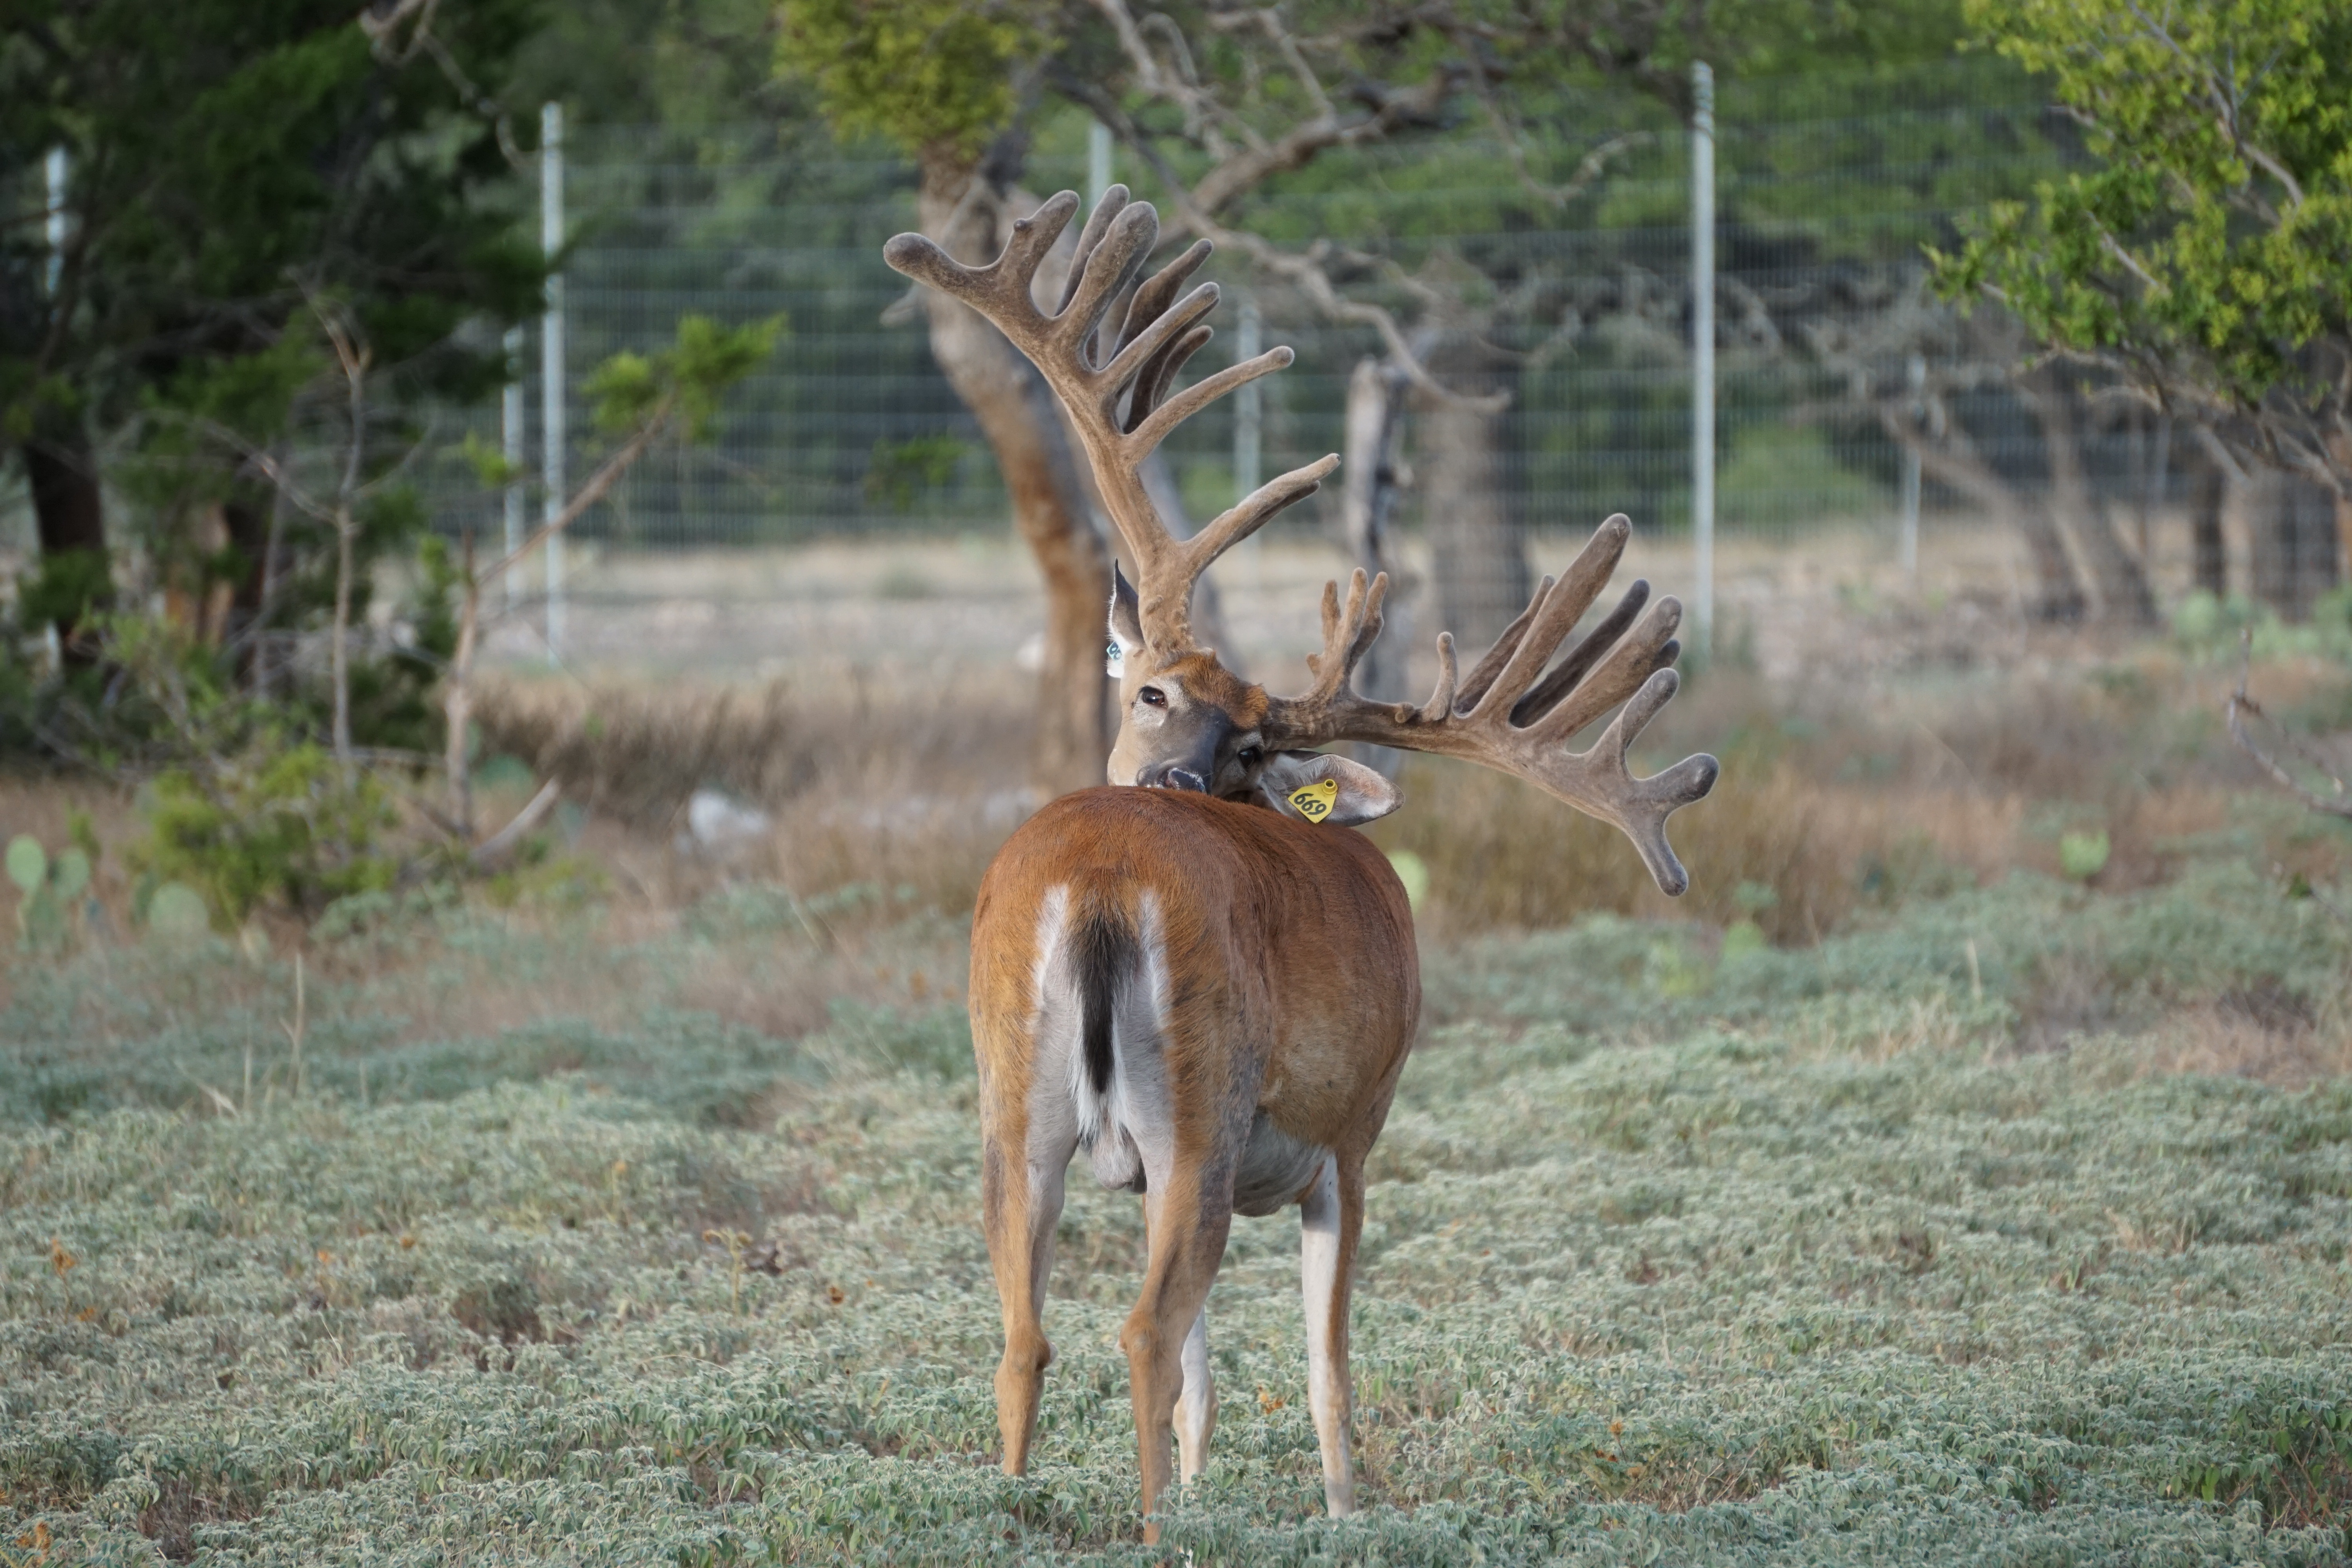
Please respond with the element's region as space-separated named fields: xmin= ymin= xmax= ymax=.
xmin=1287 ymin=777 xmax=1338 ymax=823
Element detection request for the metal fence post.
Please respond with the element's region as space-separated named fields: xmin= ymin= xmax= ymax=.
xmin=503 ymin=327 xmax=526 ymax=604
xmin=541 ymin=102 xmax=566 ymax=663
xmin=1900 ymin=351 xmax=1924 ymax=581
xmin=44 ymin=146 xmax=68 ymax=297
xmin=41 ymin=145 xmax=69 ymax=671
xmin=1234 ymin=294 xmax=1263 ymax=582
xmin=1089 ymin=120 xmax=1113 ymax=212
xmin=1690 ymin=62 xmax=1715 ymax=662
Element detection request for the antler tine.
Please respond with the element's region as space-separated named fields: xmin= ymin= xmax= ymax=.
xmin=1054 ymin=201 xmax=1161 ymax=366
xmin=1512 ymin=579 xmax=1651 ymax=726
xmin=1260 ymin=513 xmax=1717 ymax=896
xmin=1128 ymin=347 xmax=1290 ymax=460
xmin=1184 ymin=451 xmax=1340 ymax=571
xmin=1451 ymin=581 xmax=1553 ymax=715
xmin=1117 ymin=239 xmax=1213 ymax=355
xmin=1581 ymin=668 xmax=1721 ymax=895
xmin=1526 ymin=596 xmax=1685 ymax=743
xmin=888 ymin=191 xmax=1341 ymax=653
xmin=1420 ymin=633 xmax=1460 ymax=722
xmin=1127 ymin=323 xmax=1212 ymax=433
xmin=880 ymin=190 xmax=1080 ymax=352
xmin=1100 ymin=283 xmax=1222 ymax=413
xmin=1454 ymin=514 xmax=1632 ymax=715
xmin=1054 ymin=185 xmax=1133 ymax=316
xmin=1301 ymin=570 xmax=1388 ymax=695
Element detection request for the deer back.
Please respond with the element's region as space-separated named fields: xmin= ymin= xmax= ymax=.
xmin=970 ymin=789 xmax=1418 ymax=1168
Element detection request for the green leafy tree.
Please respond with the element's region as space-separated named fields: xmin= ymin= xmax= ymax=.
xmin=786 ymin=0 xmax=1993 ymax=726
xmin=1939 ymin=0 xmax=2352 ymax=495
xmin=437 ymin=312 xmax=781 ymax=839
xmin=784 ymin=0 xmax=1038 ymax=158
xmin=508 ymin=0 xmax=795 ymax=132
xmin=779 ymin=0 xmax=1118 ymax=798
xmin=0 ymin=0 xmax=544 ymax=660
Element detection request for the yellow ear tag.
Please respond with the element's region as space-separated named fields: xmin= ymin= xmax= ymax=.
xmin=1287 ymin=777 xmax=1339 ymax=823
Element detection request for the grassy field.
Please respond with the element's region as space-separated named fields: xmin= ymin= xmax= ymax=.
xmin=4 ymin=837 xmax=2351 ymax=1564
xmin=5 ymin=579 xmax=2352 ymax=1564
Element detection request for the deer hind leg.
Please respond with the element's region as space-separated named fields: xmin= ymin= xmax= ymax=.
xmin=1122 ymin=1176 xmax=1234 ymax=1543
xmin=1301 ymin=1151 xmax=1364 ymax=1516
xmin=1176 ymin=1302 xmax=1216 ymax=1485
xmin=981 ymin=1115 xmax=1073 ymax=1476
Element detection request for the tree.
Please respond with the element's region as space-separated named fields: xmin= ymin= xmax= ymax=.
xmin=437 ymin=312 xmax=780 ymax=837
xmin=1938 ymin=0 xmax=2352 ymax=601
xmin=780 ymin=0 xmax=1128 ymax=797
xmin=1064 ymin=0 xmax=1991 ymax=643
xmin=0 ymin=0 xmax=544 ymax=661
xmin=780 ymin=0 xmax=2009 ymax=785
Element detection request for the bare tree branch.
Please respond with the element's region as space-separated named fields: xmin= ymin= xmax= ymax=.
xmin=2230 ymin=631 xmax=2352 ymax=818
xmin=2117 ymin=0 xmax=2304 ymax=211
xmin=469 ymin=778 xmax=562 ymax=866
xmin=356 ymin=0 xmax=530 ymax=170
xmin=475 ymin=392 xmax=676 ymax=590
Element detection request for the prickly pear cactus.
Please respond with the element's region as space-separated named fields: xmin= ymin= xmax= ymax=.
xmin=9 ymin=835 xmax=96 ymax=952
xmin=54 ymin=848 xmax=90 ymax=901
xmin=146 ymin=882 xmax=210 ymax=942
xmin=6 ymin=835 xmax=44 ymax=895
xmin=9 ymin=835 xmax=60 ymax=950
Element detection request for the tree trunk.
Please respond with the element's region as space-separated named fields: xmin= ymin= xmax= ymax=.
xmin=1878 ymin=405 xmax=2085 ymax=620
xmin=916 ymin=151 xmax=1112 ymax=798
xmin=2187 ymin=454 xmax=2229 ymax=597
xmin=2013 ymin=496 xmax=2090 ymax=621
xmin=2024 ymin=370 xmax=2156 ymax=624
xmin=223 ymin=490 xmax=274 ymax=675
xmin=2247 ymin=466 xmax=2341 ymax=620
xmin=446 ymin=543 xmax=481 ymax=840
xmin=1416 ymin=346 xmax=1527 ymax=648
xmin=1338 ymin=357 xmax=1412 ymax=775
xmin=21 ymin=416 xmax=111 ymax=662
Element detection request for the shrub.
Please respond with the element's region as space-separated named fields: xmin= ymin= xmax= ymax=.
xmin=134 ymin=742 xmax=397 ymax=925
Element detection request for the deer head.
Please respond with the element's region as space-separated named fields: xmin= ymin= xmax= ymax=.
xmin=885 ymin=189 xmax=1719 ymax=893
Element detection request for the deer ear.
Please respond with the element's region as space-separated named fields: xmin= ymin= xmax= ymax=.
xmin=1258 ymin=751 xmax=1402 ymax=827
xmin=1107 ymin=561 xmax=1144 ymax=676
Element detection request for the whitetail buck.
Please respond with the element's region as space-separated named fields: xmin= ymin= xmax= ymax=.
xmin=886 ymin=188 xmax=1718 ymax=1543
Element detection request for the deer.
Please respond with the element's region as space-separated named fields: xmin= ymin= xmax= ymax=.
xmin=884 ymin=187 xmax=1719 ymax=1544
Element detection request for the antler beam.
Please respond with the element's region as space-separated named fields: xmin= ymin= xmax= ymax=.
xmin=1264 ymin=515 xmax=1719 ymax=895
xmin=886 ymin=187 xmax=1340 ymax=652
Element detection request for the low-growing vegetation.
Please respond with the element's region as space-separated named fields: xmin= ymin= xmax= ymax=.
xmin=2 ymin=811 xmax=2349 ymax=1561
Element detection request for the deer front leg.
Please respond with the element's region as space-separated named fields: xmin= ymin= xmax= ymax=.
xmin=1122 ymin=1178 xmax=1232 ymax=1543
xmin=1301 ymin=1152 xmax=1363 ymax=1516
xmin=981 ymin=1120 xmax=1071 ymax=1475
xmin=1176 ymin=1303 xmax=1216 ymax=1485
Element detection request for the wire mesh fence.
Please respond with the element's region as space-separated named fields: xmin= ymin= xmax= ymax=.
xmin=425 ymin=60 xmax=2185 ymax=573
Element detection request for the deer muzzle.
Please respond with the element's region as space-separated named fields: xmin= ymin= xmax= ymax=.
xmin=1140 ymin=762 xmax=1212 ymax=794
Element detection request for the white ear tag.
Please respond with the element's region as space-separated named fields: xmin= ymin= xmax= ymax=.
xmin=1287 ymin=777 xmax=1338 ymax=823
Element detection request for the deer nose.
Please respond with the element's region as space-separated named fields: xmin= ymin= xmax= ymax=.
xmin=1143 ymin=764 xmax=1210 ymax=793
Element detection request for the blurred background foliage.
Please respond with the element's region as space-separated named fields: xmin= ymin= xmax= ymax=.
xmin=1 ymin=4 xmax=2351 ymax=1561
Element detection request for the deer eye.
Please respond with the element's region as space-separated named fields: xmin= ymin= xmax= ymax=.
xmin=1237 ymin=746 xmax=1262 ymax=766
xmin=1138 ymin=686 xmax=1167 ymax=707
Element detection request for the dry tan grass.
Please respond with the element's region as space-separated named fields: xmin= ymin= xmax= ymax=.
xmin=461 ymin=641 xmax=2352 ymax=947
xmin=1374 ymin=757 xmax=2033 ymax=944
xmin=1372 ymin=757 xmax=1837 ymax=942
xmin=472 ymin=668 xmax=1034 ymax=924
xmin=472 ymin=668 xmax=1035 ymax=828
xmin=2125 ymin=988 xmax=2351 ymax=1089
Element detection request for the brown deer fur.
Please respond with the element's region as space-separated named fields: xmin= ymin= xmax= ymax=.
xmin=969 ymin=787 xmax=1416 ymax=1535
xmin=892 ymin=185 xmax=1716 ymax=1543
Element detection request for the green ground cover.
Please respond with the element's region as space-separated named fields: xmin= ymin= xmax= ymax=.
xmin=3 ymin=862 xmax=2350 ymax=1564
